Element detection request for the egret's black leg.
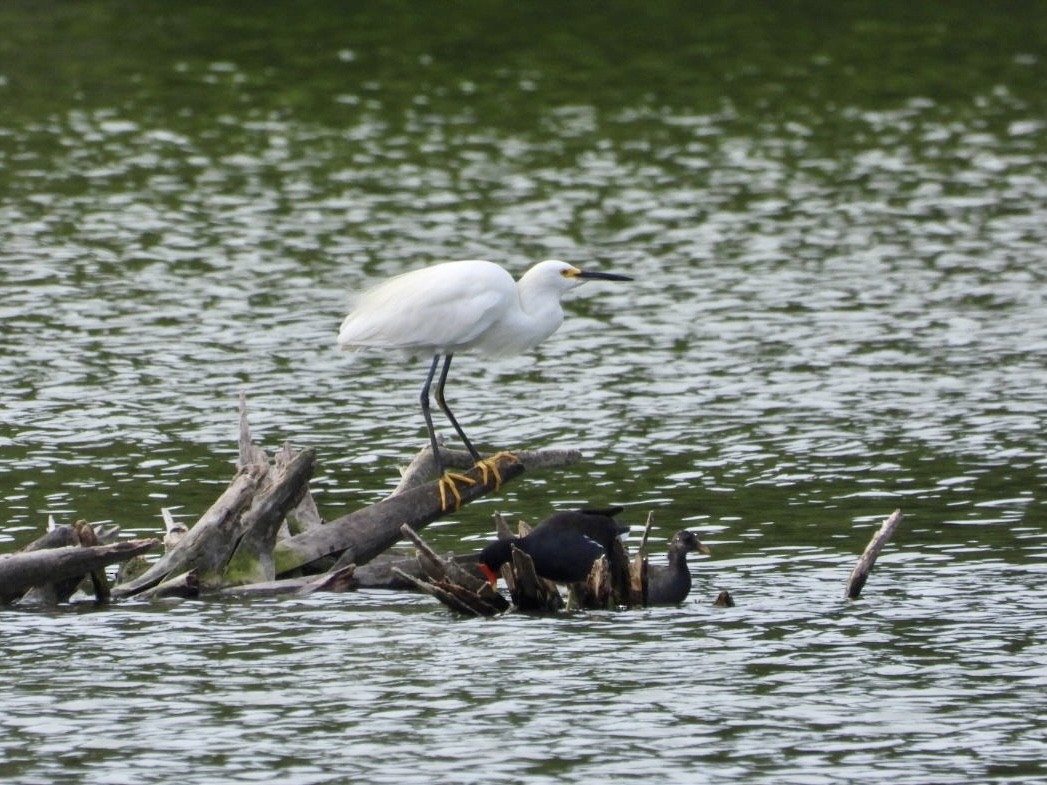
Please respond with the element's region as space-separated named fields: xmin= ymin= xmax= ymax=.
xmin=420 ymin=355 xmax=444 ymax=474
xmin=433 ymin=353 xmax=482 ymax=462
xmin=422 ymin=353 xmax=478 ymax=510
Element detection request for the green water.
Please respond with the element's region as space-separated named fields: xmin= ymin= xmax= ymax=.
xmin=2 ymin=2 xmax=1047 ymax=783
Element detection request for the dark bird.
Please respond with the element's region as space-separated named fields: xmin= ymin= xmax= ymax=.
xmin=477 ymin=508 xmax=629 ymax=586
xmin=647 ymin=530 xmax=711 ymax=606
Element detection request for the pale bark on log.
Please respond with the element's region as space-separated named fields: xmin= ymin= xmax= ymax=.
xmin=216 ymin=564 xmax=358 ymax=598
xmin=272 ymin=452 xmax=526 ymax=576
xmin=846 ymin=509 xmax=903 ymax=600
xmin=0 ymin=540 xmax=159 ymax=603
xmin=112 ymin=469 xmax=265 ymax=598
xmin=237 ymin=390 xmax=270 ymax=471
xmin=353 ymin=551 xmax=482 ymax=590
xmin=221 ymin=448 xmax=317 ymax=586
xmin=277 ymin=443 xmax=324 ymax=534
xmin=17 ymin=521 xmax=113 ymax=605
xmin=391 ymin=446 xmax=582 ymax=496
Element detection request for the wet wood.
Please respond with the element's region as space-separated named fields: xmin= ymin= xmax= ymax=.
xmin=393 ymin=525 xmax=510 ymax=616
xmin=277 ymin=443 xmax=324 ymax=535
xmin=507 ymin=545 xmax=563 ymax=612
xmin=713 ymin=590 xmax=735 ymax=607
xmin=391 ymin=446 xmax=582 ymax=496
xmin=846 ymin=509 xmax=903 ymax=600
xmin=138 ymin=570 xmax=200 ymax=601
xmin=112 ymin=468 xmax=266 ymax=598
xmin=221 ymin=447 xmax=317 ymax=586
xmin=0 ymin=540 xmax=159 ymax=604
xmin=13 ymin=521 xmax=125 ymax=605
xmin=217 ymin=565 xmax=358 ymax=598
xmin=353 ymin=550 xmax=483 ymax=589
xmin=272 ymin=452 xmax=526 ymax=576
xmin=628 ymin=511 xmax=656 ymax=607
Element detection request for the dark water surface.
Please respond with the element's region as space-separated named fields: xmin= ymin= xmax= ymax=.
xmin=2 ymin=2 xmax=1047 ymax=783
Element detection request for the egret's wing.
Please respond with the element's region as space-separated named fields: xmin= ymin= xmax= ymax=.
xmin=337 ymin=261 xmax=515 ymax=353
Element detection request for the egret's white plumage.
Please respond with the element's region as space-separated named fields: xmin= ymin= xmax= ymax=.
xmin=338 ymin=259 xmax=597 ymax=356
xmin=337 ymin=258 xmax=632 ymax=499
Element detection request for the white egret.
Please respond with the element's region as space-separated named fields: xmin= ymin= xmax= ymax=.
xmin=337 ymin=259 xmax=632 ymax=506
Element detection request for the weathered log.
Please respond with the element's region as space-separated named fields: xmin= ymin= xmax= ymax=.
xmin=846 ymin=509 xmax=903 ymax=600
xmin=396 ymin=524 xmax=485 ymax=590
xmin=573 ymin=555 xmax=613 ymax=609
xmin=391 ymin=446 xmax=582 ymax=496
xmin=16 ymin=521 xmax=116 ymax=605
xmin=277 ymin=443 xmax=324 ymax=535
xmin=272 ymin=452 xmax=526 ymax=576
xmin=112 ymin=469 xmax=266 ymax=597
xmin=216 ymin=565 xmax=358 ymax=598
xmin=221 ymin=447 xmax=317 ymax=586
xmin=137 ymin=570 xmax=200 ymax=601
xmin=393 ymin=525 xmax=510 ymax=616
xmin=352 ymin=552 xmax=429 ymax=590
xmin=354 ymin=551 xmax=483 ymax=589
xmin=0 ymin=540 xmax=159 ymax=603
xmin=11 ymin=524 xmax=83 ymax=604
xmin=237 ymin=390 xmax=270 ymax=471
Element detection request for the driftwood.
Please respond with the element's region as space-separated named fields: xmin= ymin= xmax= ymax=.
xmin=14 ymin=523 xmax=83 ymax=605
xmin=0 ymin=539 xmax=159 ymax=604
xmin=392 ymin=525 xmax=510 ymax=616
xmin=99 ymin=394 xmax=579 ymax=602
xmin=111 ymin=469 xmax=267 ymax=597
xmin=272 ymin=452 xmax=526 ymax=576
xmin=216 ymin=565 xmax=358 ymax=598
xmin=138 ymin=570 xmax=200 ymax=601
xmin=627 ymin=511 xmax=656 ymax=607
xmin=353 ymin=551 xmax=481 ymax=590
xmin=391 ymin=445 xmax=582 ymax=497
xmin=2 ymin=385 xmax=581 ymax=606
xmin=846 ymin=509 xmax=903 ymax=599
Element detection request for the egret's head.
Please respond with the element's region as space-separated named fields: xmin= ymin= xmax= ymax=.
xmin=526 ymin=259 xmax=633 ymax=291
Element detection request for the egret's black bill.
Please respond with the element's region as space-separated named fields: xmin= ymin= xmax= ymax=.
xmin=578 ymin=270 xmax=633 ymax=281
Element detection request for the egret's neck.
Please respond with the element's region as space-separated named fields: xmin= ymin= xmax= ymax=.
xmin=516 ymin=275 xmax=566 ymax=328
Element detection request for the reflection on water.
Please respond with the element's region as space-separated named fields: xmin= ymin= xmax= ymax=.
xmin=2 ymin=1 xmax=1047 ymax=783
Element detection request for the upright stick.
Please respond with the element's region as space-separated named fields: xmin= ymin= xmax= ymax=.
xmin=846 ymin=509 xmax=903 ymax=600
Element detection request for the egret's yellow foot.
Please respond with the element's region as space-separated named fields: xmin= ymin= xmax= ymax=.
xmin=438 ymin=471 xmax=477 ymax=511
xmin=475 ymin=451 xmax=520 ymax=490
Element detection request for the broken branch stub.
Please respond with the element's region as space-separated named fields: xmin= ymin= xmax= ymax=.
xmin=846 ymin=509 xmax=903 ymax=600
